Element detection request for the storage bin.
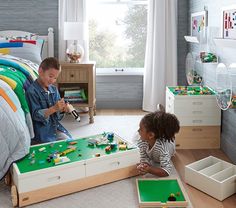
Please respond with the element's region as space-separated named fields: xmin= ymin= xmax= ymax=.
xmin=185 ymin=156 xmax=236 ymax=201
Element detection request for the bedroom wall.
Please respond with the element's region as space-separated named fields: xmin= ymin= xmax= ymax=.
xmin=0 ymin=1 xmax=188 ymax=109
xmin=0 ymin=0 xmax=58 ymax=57
xmin=189 ymin=0 xmax=236 ymax=163
xmin=177 ymin=0 xmax=189 ymax=85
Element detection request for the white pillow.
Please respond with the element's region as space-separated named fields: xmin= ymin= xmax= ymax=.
xmin=0 ymin=41 xmax=42 ymax=64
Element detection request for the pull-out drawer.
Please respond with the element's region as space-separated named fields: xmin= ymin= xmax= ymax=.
xmin=12 ymin=161 xmax=86 ymax=193
xmin=86 ymin=149 xmax=140 ymax=177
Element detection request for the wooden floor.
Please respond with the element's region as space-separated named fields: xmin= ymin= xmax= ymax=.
xmin=96 ymin=109 xmax=236 ymax=208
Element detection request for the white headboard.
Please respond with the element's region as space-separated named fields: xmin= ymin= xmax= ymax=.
xmin=0 ymin=27 xmax=54 ymax=59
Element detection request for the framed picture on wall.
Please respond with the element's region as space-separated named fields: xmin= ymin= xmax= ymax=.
xmin=191 ymin=11 xmax=207 ymax=37
xmin=222 ymin=5 xmax=236 ymax=39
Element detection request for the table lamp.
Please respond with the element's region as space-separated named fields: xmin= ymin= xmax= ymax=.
xmin=64 ymin=22 xmax=84 ymax=63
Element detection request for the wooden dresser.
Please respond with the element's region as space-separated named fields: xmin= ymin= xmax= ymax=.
xmin=58 ymin=62 xmax=96 ymax=123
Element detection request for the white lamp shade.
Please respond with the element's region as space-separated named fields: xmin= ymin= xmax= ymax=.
xmin=64 ymin=22 xmax=84 ymax=41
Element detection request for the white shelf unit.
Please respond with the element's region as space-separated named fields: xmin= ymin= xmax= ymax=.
xmin=214 ymin=38 xmax=236 ymax=48
xmin=184 ymin=35 xmax=199 ymax=43
xmin=165 ymin=86 xmax=221 ymax=149
xmin=185 ymin=156 xmax=236 ymax=201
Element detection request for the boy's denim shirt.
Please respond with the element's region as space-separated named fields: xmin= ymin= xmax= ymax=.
xmin=26 ymin=80 xmax=71 ymax=143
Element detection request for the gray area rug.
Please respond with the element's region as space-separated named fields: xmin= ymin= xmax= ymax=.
xmin=0 ymin=115 xmax=192 ymax=208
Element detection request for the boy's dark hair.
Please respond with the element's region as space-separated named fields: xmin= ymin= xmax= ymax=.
xmin=141 ymin=111 xmax=180 ymax=142
xmin=39 ymin=57 xmax=60 ymax=71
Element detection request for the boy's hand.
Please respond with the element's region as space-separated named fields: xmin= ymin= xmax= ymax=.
xmin=54 ymin=98 xmax=66 ymax=112
xmin=64 ymin=103 xmax=73 ymax=113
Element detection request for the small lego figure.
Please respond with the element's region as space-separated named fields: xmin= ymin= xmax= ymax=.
xmin=168 ymin=193 xmax=176 ymax=201
xmin=67 ymin=104 xmax=80 ymax=122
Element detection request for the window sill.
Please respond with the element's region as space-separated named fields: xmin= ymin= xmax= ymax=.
xmin=96 ymin=68 xmax=144 ymax=76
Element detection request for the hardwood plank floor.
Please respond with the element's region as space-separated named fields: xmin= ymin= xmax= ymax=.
xmin=97 ymin=109 xmax=236 ymax=208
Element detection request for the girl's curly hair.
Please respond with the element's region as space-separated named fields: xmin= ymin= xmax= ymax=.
xmin=141 ymin=111 xmax=180 ymax=142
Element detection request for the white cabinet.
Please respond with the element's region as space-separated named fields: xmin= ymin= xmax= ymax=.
xmin=166 ymin=86 xmax=221 ymax=149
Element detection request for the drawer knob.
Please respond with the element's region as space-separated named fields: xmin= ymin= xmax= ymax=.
xmin=176 ymin=144 xmax=180 ymax=147
xmin=192 ymin=128 xmax=202 ymax=131
xmin=192 ymin=111 xmax=202 ymax=114
xmin=70 ymin=74 xmax=74 ymax=78
xmin=47 ymin=176 xmax=61 ymax=182
xmin=192 ymin=120 xmax=202 ymax=123
xmin=192 ymin=102 xmax=203 ymax=105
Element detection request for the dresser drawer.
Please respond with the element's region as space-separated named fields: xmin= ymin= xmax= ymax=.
xmin=167 ymin=97 xmax=217 ymax=109
xmin=166 ymin=103 xmax=220 ymax=117
xmin=175 ymin=137 xmax=220 ymax=149
xmin=85 ymin=149 xmax=139 ymax=177
xmin=175 ymin=126 xmax=220 ymax=149
xmin=13 ymin=161 xmax=86 ymax=193
xmin=176 ymin=126 xmax=220 ymax=138
xmin=58 ymin=68 xmax=88 ymax=83
xmin=177 ymin=115 xmax=221 ymax=126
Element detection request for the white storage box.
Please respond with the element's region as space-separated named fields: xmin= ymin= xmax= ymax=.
xmin=185 ymin=156 xmax=236 ymax=201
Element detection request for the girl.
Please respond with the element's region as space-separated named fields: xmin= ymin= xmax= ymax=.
xmin=137 ymin=111 xmax=180 ymax=177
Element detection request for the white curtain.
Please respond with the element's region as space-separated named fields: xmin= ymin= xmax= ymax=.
xmin=142 ymin=0 xmax=178 ymax=112
xmin=58 ymin=0 xmax=89 ymax=62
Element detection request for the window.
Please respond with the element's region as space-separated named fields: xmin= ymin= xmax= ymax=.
xmin=87 ymin=0 xmax=148 ymax=70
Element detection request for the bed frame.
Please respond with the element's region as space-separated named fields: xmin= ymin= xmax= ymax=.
xmin=0 ymin=27 xmax=54 ymax=59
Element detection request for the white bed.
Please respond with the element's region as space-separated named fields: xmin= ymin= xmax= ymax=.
xmin=0 ymin=27 xmax=54 ymax=59
xmin=0 ymin=28 xmax=54 ymax=181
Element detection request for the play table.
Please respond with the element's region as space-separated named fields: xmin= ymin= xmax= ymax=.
xmin=11 ymin=133 xmax=139 ymax=207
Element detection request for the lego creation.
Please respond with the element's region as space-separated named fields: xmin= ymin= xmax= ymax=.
xmin=136 ymin=178 xmax=188 ymax=207
xmin=11 ymin=133 xmax=139 ymax=207
xmin=168 ymin=86 xmax=215 ymax=96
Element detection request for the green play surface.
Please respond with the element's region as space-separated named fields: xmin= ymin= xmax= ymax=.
xmin=16 ymin=133 xmax=135 ymax=174
xmin=137 ymin=179 xmax=186 ymax=203
xmin=168 ymin=86 xmax=215 ymax=96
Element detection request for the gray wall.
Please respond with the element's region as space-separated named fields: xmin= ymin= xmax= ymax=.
xmin=96 ymin=75 xmax=143 ymax=109
xmin=189 ymin=0 xmax=236 ymax=163
xmin=0 ymin=0 xmax=58 ymax=57
xmin=177 ymin=0 xmax=189 ymax=85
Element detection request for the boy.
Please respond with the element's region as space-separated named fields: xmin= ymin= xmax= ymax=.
xmin=26 ymin=57 xmax=72 ymax=144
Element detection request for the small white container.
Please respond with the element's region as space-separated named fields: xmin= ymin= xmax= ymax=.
xmin=185 ymin=156 xmax=236 ymax=201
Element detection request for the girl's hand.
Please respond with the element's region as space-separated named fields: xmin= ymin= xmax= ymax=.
xmin=137 ymin=163 xmax=150 ymax=175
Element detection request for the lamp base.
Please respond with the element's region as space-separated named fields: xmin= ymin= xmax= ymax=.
xmin=66 ymin=43 xmax=84 ymax=63
xmin=66 ymin=53 xmax=82 ymax=63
